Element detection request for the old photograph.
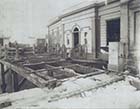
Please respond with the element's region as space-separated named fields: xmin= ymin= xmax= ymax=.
xmin=0 ymin=0 xmax=140 ymax=108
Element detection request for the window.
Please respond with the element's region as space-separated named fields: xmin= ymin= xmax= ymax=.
xmin=84 ymin=38 xmax=87 ymax=44
xmin=66 ymin=34 xmax=70 ymax=45
xmin=74 ymin=27 xmax=79 ymax=32
xmin=84 ymin=32 xmax=88 ymax=37
xmin=67 ymin=38 xmax=70 ymax=45
xmin=73 ymin=27 xmax=79 ymax=48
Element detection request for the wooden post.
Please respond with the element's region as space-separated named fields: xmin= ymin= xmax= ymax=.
xmin=0 ymin=63 xmax=6 ymax=93
xmin=11 ymin=70 xmax=18 ymax=92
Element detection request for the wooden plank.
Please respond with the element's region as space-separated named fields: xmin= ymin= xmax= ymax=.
xmin=23 ymin=62 xmax=46 ymax=67
xmin=3 ymin=69 xmax=10 ymax=75
xmin=23 ymin=60 xmax=65 ymax=69
xmin=24 ymin=62 xmax=78 ymax=81
xmin=25 ymin=67 xmax=54 ymax=81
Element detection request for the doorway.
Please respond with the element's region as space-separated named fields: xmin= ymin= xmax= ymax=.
xmin=73 ymin=27 xmax=79 ymax=48
xmin=107 ymin=18 xmax=120 ymax=45
xmin=107 ymin=18 xmax=120 ymax=71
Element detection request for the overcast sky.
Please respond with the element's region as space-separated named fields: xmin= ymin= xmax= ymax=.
xmin=0 ymin=0 xmax=96 ymax=44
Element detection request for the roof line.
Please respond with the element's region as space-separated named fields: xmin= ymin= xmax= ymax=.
xmin=48 ymin=1 xmax=105 ymax=27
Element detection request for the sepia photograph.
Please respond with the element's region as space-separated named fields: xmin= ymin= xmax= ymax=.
xmin=0 ymin=0 xmax=140 ymax=108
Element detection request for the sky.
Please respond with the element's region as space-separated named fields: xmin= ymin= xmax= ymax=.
xmin=0 ymin=0 xmax=92 ymax=44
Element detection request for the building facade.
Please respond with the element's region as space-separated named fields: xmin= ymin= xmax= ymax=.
xmin=48 ymin=0 xmax=140 ymax=71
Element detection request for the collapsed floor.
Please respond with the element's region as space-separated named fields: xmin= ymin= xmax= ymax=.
xmin=0 ymin=73 xmax=140 ymax=109
xmin=0 ymin=52 xmax=139 ymax=108
xmin=0 ymin=53 xmax=107 ymax=93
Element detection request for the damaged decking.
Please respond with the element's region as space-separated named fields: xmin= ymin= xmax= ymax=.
xmin=0 ymin=53 xmax=129 ymax=109
xmin=0 ymin=55 xmax=107 ymax=92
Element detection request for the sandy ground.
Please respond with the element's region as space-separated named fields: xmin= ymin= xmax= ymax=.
xmin=35 ymin=80 xmax=140 ymax=109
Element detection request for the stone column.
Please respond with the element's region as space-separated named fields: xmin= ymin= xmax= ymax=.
xmin=91 ymin=16 xmax=96 ymax=59
xmin=95 ymin=6 xmax=100 ymax=58
xmin=62 ymin=24 xmax=65 ymax=45
xmin=119 ymin=1 xmax=129 ymax=71
xmin=91 ymin=6 xmax=100 ymax=59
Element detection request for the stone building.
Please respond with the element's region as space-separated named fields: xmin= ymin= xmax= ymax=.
xmin=48 ymin=0 xmax=140 ymax=71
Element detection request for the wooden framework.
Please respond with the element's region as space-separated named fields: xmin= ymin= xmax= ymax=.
xmin=0 ymin=59 xmax=57 ymax=92
xmin=0 ymin=58 xmax=106 ymax=93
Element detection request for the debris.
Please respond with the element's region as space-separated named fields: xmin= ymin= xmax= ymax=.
xmin=127 ymin=76 xmax=140 ymax=90
xmin=0 ymin=101 xmax=12 ymax=108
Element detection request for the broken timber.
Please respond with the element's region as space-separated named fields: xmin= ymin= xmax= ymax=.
xmin=0 ymin=58 xmax=106 ymax=92
xmin=0 ymin=59 xmax=57 ymax=89
xmin=24 ymin=62 xmax=104 ymax=79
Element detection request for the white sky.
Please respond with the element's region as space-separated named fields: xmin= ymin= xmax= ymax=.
xmin=0 ymin=0 xmax=98 ymax=44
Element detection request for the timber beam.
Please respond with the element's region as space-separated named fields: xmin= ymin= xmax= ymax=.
xmin=0 ymin=63 xmax=6 ymax=93
xmin=18 ymin=78 xmax=26 ymax=89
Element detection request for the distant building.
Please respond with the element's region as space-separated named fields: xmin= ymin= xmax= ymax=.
xmin=37 ymin=38 xmax=46 ymax=47
xmin=48 ymin=0 xmax=140 ymax=71
xmin=0 ymin=37 xmax=10 ymax=47
xmin=36 ymin=38 xmax=47 ymax=53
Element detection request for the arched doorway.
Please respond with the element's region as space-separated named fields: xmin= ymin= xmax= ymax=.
xmin=73 ymin=27 xmax=79 ymax=48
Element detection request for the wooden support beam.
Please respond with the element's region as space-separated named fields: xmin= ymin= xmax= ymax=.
xmin=0 ymin=60 xmax=53 ymax=88
xmin=23 ymin=60 xmax=65 ymax=68
xmin=25 ymin=56 xmax=61 ymax=63
xmin=23 ymin=62 xmax=45 ymax=67
xmin=0 ymin=63 xmax=6 ymax=93
xmin=25 ymin=67 xmax=54 ymax=81
xmin=65 ymin=64 xmax=100 ymax=74
xmin=4 ymin=68 xmax=10 ymax=75
xmin=11 ymin=70 xmax=18 ymax=92
xmin=24 ymin=63 xmax=80 ymax=78
xmin=18 ymin=78 xmax=26 ymax=90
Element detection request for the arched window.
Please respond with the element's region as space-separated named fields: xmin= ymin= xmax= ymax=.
xmin=73 ymin=27 xmax=80 ymax=48
xmin=67 ymin=38 xmax=70 ymax=45
xmin=74 ymin=27 xmax=79 ymax=32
